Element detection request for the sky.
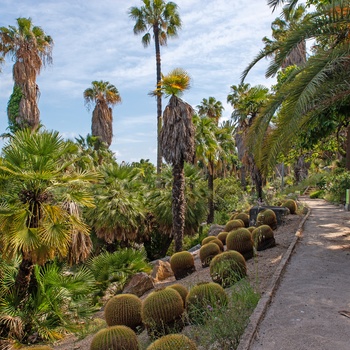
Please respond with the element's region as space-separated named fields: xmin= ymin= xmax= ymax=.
xmin=0 ymin=0 xmax=280 ymax=165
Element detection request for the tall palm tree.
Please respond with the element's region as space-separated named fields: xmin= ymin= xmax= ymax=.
xmin=0 ymin=18 xmax=53 ymax=130
xmin=0 ymin=129 xmax=97 ymax=304
xmin=129 ymin=0 xmax=182 ymax=174
xmin=159 ymin=68 xmax=195 ymax=252
xmin=83 ymin=80 xmax=121 ymax=148
xmin=227 ymin=83 xmax=270 ymax=200
xmin=195 ymin=97 xmax=225 ymax=223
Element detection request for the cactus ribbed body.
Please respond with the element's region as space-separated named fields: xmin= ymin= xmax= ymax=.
xmin=167 ymin=284 xmax=188 ymax=306
xmin=233 ymin=212 xmax=250 ymax=227
xmin=104 ymin=294 xmax=142 ymax=331
xmin=210 ymin=251 xmax=247 ymax=287
xmin=186 ymin=282 xmax=228 ymax=323
xmin=146 ymin=334 xmax=197 ymax=350
xmin=201 ymin=236 xmax=217 ymax=245
xmin=142 ymin=288 xmax=184 ymax=337
xmin=199 ymin=242 xmax=220 ymax=267
xmin=247 ymin=226 xmax=256 ymax=233
xmin=224 ymin=219 xmax=244 ymax=232
xmin=90 ymin=325 xmax=139 ymax=350
xmin=282 ymin=199 xmax=297 ymax=214
xmin=22 ymin=347 xmax=53 ymax=350
xmin=170 ymin=251 xmax=195 ymax=280
xmin=252 ymin=225 xmax=276 ymax=251
xmin=217 ymin=231 xmax=228 ymax=245
xmin=257 ymin=209 xmax=277 ymax=229
xmin=226 ymin=228 xmax=254 ymax=260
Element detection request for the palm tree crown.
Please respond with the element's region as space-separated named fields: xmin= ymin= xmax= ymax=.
xmin=0 ymin=17 xmax=53 ymax=130
xmin=84 ymin=80 xmax=121 ymax=148
xmin=129 ymin=0 xmax=182 ymax=174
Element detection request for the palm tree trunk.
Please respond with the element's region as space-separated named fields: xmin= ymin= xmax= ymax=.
xmin=154 ymin=26 xmax=163 ymax=175
xmin=14 ymin=257 xmax=34 ymax=307
xmin=207 ymin=160 xmax=215 ymax=224
xmin=172 ymin=160 xmax=185 ymax=252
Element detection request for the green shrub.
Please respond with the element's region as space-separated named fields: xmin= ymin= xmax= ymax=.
xmin=326 ymin=170 xmax=350 ymax=203
xmin=170 ymin=252 xmax=195 ymax=280
xmin=209 ymin=251 xmax=247 ymax=288
xmin=142 ymin=288 xmax=185 ymax=338
xmin=104 ymin=294 xmax=142 ymax=331
xmin=310 ymin=190 xmax=325 ymax=199
xmin=146 ymin=334 xmax=197 ymax=350
xmin=90 ymin=325 xmax=139 ymax=350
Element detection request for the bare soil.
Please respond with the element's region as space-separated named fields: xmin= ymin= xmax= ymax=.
xmin=51 ymin=213 xmax=303 ymax=350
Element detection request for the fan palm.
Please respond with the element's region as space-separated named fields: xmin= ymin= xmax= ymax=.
xmin=197 ymin=96 xmax=224 ymax=125
xmin=0 ymin=129 xmax=97 ymax=304
xmin=0 ymin=17 xmax=53 ymax=130
xmin=129 ymin=0 xmax=182 ymax=174
xmin=84 ymin=80 xmax=121 ymax=148
xmin=159 ymin=68 xmax=195 ymax=251
xmin=85 ymin=162 xmax=147 ymax=247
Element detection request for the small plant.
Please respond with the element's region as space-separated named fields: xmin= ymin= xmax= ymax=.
xmin=186 ymin=282 xmax=228 ymax=324
xmin=166 ymin=284 xmax=188 ymax=306
xmin=282 ymin=199 xmax=297 ymax=214
xmin=226 ymin=228 xmax=254 ymax=260
xmin=224 ymin=219 xmax=244 ymax=232
xmin=146 ymin=334 xmax=197 ymax=349
xmin=256 ymin=209 xmax=277 ymax=229
xmin=209 ymin=251 xmax=247 ymax=288
xmin=199 ymin=242 xmax=221 ymax=268
xmin=104 ymin=294 xmax=143 ymax=331
xmin=252 ymin=225 xmax=276 ymax=251
xmin=170 ymin=251 xmax=196 ymax=280
xmin=90 ymin=325 xmax=139 ymax=350
xmin=142 ymin=287 xmax=185 ymax=338
xmin=217 ymin=231 xmax=229 ymax=245
xmin=310 ymin=190 xmax=325 ymax=199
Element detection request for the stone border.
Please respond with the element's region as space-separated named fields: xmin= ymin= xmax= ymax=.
xmin=237 ymin=205 xmax=311 ymax=350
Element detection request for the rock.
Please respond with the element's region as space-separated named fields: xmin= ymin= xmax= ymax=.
xmin=207 ymin=224 xmax=225 ymax=237
xmin=188 ymin=244 xmax=201 ymax=253
xmin=151 ymin=260 xmax=174 ymax=282
xmin=122 ymin=272 xmax=154 ymax=297
xmin=101 ymin=281 xmax=123 ymax=305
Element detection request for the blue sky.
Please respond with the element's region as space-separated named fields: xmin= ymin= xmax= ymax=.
xmin=0 ymin=0 xmax=279 ymax=164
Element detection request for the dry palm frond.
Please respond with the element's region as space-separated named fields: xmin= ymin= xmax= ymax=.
xmin=161 ymin=95 xmax=196 ymax=165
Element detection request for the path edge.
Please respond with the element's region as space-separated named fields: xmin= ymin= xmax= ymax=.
xmin=237 ymin=204 xmax=311 ymax=350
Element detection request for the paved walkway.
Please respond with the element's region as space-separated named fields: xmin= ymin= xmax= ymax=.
xmin=245 ymin=198 xmax=350 ymax=350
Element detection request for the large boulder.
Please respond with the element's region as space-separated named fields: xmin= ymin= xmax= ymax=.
xmin=151 ymin=260 xmax=174 ymax=282
xmin=207 ymin=224 xmax=225 ymax=237
xmin=122 ymin=272 xmax=154 ymax=297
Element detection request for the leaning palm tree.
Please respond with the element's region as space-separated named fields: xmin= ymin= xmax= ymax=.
xmin=83 ymin=80 xmax=121 ymax=148
xmin=129 ymin=0 xmax=182 ymax=174
xmin=0 ymin=17 xmax=53 ymax=130
xmin=159 ymin=68 xmax=195 ymax=252
xmin=0 ymin=129 xmax=97 ymax=304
